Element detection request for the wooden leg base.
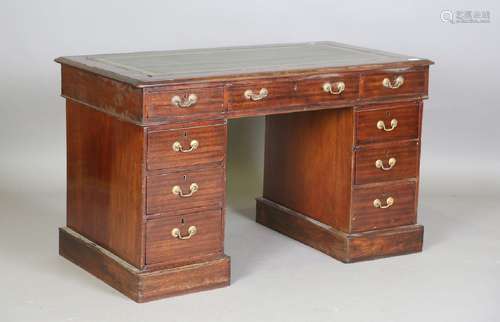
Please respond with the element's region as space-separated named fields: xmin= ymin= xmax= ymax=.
xmin=59 ymin=227 xmax=230 ymax=302
xmin=256 ymin=197 xmax=423 ymax=263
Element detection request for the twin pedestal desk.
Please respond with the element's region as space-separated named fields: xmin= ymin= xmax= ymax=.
xmin=56 ymin=42 xmax=433 ymax=302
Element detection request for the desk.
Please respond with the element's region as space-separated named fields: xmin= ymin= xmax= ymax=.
xmin=56 ymin=42 xmax=433 ymax=302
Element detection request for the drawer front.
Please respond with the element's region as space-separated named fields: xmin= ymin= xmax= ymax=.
xmin=147 ymin=124 xmax=226 ymax=171
xmin=296 ymin=74 xmax=359 ymax=105
xmin=146 ymin=209 xmax=223 ymax=265
xmin=227 ymin=81 xmax=296 ymax=112
xmin=146 ymin=166 xmax=224 ymax=214
xmin=355 ymin=141 xmax=419 ymax=185
xmin=351 ymin=181 xmax=417 ymax=232
xmin=356 ymin=102 xmax=420 ymax=144
xmin=360 ymin=70 xmax=426 ymax=99
xmin=146 ymin=87 xmax=224 ymax=120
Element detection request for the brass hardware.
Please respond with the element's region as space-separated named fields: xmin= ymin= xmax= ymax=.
xmin=171 ymin=94 xmax=198 ymax=108
xmin=322 ymin=81 xmax=345 ymax=95
xmin=373 ymin=197 xmax=395 ymax=209
xmin=171 ymin=226 xmax=197 ymax=240
xmin=172 ymin=140 xmax=199 ymax=153
xmin=244 ymin=88 xmax=268 ymax=101
xmin=375 ymin=157 xmax=397 ymax=171
xmin=172 ymin=183 xmax=199 ymax=198
xmin=377 ymin=119 xmax=398 ymax=132
xmin=382 ymin=75 xmax=405 ymax=89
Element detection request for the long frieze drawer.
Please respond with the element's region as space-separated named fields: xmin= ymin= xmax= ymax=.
xmin=145 ymin=209 xmax=223 ymax=265
xmin=360 ymin=69 xmax=427 ymax=99
xmin=145 ymin=86 xmax=224 ymax=120
xmin=227 ymin=80 xmax=297 ymax=112
xmin=351 ymin=181 xmax=417 ymax=232
xmin=146 ymin=166 xmax=224 ymax=214
xmin=354 ymin=140 xmax=420 ymax=185
xmin=147 ymin=123 xmax=226 ymax=171
xmin=356 ymin=102 xmax=420 ymax=144
xmin=296 ymin=74 xmax=359 ymax=105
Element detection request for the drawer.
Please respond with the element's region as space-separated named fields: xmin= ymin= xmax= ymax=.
xmin=227 ymin=81 xmax=297 ymax=113
xmin=146 ymin=166 xmax=224 ymax=214
xmin=145 ymin=209 xmax=223 ymax=265
xmin=296 ymin=74 xmax=359 ymax=105
xmin=356 ymin=102 xmax=420 ymax=144
xmin=351 ymin=181 xmax=417 ymax=232
xmin=354 ymin=140 xmax=419 ymax=185
xmin=147 ymin=123 xmax=226 ymax=171
xmin=146 ymin=86 xmax=224 ymax=120
xmin=360 ymin=69 xmax=427 ymax=99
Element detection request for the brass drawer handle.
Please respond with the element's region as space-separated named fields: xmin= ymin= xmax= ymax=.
xmin=171 ymin=226 xmax=197 ymax=240
xmin=323 ymin=81 xmax=345 ymax=95
xmin=373 ymin=197 xmax=395 ymax=209
xmin=244 ymin=88 xmax=268 ymax=101
xmin=377 ymin=118 xmax=398 ymax=131
xmin=375 ymin=157 xmax=397 ymax=171
xmin=382 ymin=75 xmax=405 ymax=89
xmin=172 ymin=140 xmax=199 ymax=153
xmin=172 ymin=183 xmax=198 ymax=197
xmin=171 ymin=94 xmax=198 ymax=108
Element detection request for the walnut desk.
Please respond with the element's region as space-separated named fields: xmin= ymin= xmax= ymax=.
xmin=56 ymin=42 xmax=433 ymax=302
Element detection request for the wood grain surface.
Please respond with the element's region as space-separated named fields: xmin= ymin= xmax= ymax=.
xmin=145 ymin=86 xmax=224 ymax=121
xmin=227 ymin=80 xmax=297 ymax=112
xmin=354 ymin=140 xmax=419 ymax=184
xmin=256 ymin=198 xmax=423 ymax=263
xmin=145 ymin=209 xmax=223 ymax=266
xmin=351 ymin=180 xmax=417 ymax=232
xmin=59 ymin=227 xmax=230 ymax=303
xmin=66 ymin=101 xmax=146 ymax=268
xmin=146 ymin=166 xmax=224 ymax=214
xmin=263 ymin=108 xmax=354 ymax=231
xmin=348 ymin=224 xmax=423 ymax=261
xmin=61 ymin=65 xmax=144 ymax=122
xmin=147 ymin=122 xmax=226 ymax=171
xmin=356 ymin=101 xmax=420 ymax=144
xmin=295 ymin=73 xmax=359 ymax=106
xmin=360 ymin=68 xmax=428 ymax=98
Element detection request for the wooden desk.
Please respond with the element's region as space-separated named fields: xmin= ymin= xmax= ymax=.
xmin=56 ymin=42 xmax=433 ymax=302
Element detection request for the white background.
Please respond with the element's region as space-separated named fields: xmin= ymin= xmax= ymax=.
xmin=1 ymin=1 xmax=499 ymax=321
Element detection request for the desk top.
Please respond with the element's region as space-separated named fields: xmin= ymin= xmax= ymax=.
xmin=56 ymin=42 xmax=432 ymax=87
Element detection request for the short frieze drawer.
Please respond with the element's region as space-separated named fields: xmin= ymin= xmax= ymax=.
xmin=227 ymin=80 xmax=297 ymax=113
xmin=145 ymin=86 xmax=224 ymax=121
xmin=360 ymin=68 xmax=427 ymax=99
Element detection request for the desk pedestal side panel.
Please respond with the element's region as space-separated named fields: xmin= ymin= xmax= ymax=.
xmin=263 ymin=108 xmax=355 ymax=231
xmin=66 ymin=101 xmax=146 ymax=268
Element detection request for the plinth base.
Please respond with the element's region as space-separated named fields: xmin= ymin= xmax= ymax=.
xmin=256 ymin=197 xmax=423 ymax=263
xmin=59 ymin=227 xmax=230 ymax=302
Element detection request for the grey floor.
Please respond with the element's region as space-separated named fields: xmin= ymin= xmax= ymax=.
xmin=1 ymin=154 xmax=499 ymax=322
